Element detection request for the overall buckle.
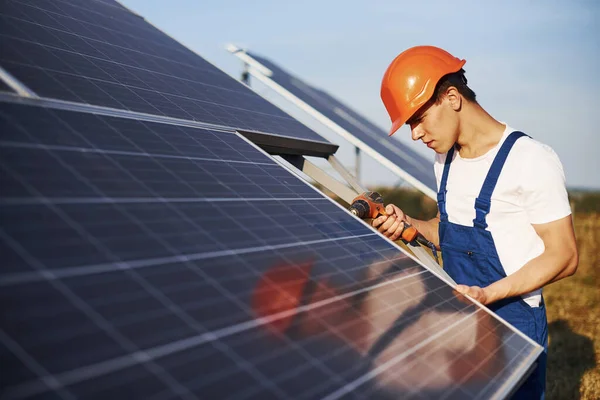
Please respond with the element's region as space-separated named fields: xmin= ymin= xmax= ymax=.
xmin=473 ymin=197 xmax=490 ymax=229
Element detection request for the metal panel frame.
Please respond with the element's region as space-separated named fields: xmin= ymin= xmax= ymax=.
xmin=227 ymin=44 xmax=437 ymax=200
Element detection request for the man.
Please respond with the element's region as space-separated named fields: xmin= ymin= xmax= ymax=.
xmin=373 ymin=45 xmax=579 ymax=399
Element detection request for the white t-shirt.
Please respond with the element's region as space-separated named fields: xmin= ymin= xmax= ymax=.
xmin=434 ymin=124 xmax=572 ymax=307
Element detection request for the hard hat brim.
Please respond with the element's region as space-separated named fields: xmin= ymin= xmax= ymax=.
xmin=388 ymin=118 xmax=404 ymax=137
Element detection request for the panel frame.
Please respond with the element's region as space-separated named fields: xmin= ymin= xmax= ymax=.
xmin=0 ymin=65 xmax=38 ymax=98
xmin=0 ymin=92 xmax=337 ymax=158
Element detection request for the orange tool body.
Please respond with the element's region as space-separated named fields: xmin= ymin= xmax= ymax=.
xmin=348 ymin=191 xmax=387 ymax=219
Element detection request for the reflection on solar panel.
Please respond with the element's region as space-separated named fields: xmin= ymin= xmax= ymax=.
xmin=228 ymin=46 xmax=438 ymax=199
xmin=0 ymin=1 xmax=542 ymax=399
xmin=0 ymin=0 xmax=329 ymax=144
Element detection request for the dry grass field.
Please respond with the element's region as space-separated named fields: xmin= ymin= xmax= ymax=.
xmin=545 ymin=212 xmax=599 ymax=400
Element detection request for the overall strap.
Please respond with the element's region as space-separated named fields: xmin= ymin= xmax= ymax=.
xmin=437 ymin=146 xmax=455 ymax=222
xmin=473 ymin=131 xmax=529 ymax=229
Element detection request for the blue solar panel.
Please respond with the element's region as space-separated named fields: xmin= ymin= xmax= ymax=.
xmin=0 ymin=1 xmax=543 ymax=398
xmin=0 ymin=100 xmax=541 ymax=399
xmin=0 ymin=79 xmax=12 ymax=92
xmin=231 ymin=48 xmax=438 ymax=198
xmin=0 ymin=0 xmax=330 ymax=144
xmin=93 ymin=0 xmax=131 ymax=11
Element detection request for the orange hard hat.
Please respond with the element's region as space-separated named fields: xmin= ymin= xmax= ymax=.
xmin=381 ymin=45 xmax=466 ymax=136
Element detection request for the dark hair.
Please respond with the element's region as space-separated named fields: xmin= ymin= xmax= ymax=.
xmin=433 ymin=68 xmax=477 ymax=104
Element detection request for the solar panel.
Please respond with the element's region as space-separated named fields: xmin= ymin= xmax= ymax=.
xmin=0 ymin=78 xmax=12 ymax=92
xmin=93 ymin=0 xmax=131 ymax=11
xmin=0 ymin=0 xmax=331 ymax=146
xmin=0 ymin=101 xmax=541 ymax=399
xmin=228 ymin=46 xmax=438 ymax=199
xmin=0 ymin=1 xmax=543 ymax=398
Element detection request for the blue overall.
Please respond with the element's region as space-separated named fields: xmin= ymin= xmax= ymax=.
xmin=438 ymin=131 xmax=548 ymax=399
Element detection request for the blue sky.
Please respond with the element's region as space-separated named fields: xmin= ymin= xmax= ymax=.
xmin=121 ymin=0 xmax=599 ymax=190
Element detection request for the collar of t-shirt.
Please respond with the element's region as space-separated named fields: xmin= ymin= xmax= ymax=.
xmin=456 ymin=123 xmax=513 ymax=162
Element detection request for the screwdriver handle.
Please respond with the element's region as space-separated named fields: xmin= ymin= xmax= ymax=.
xmin=401 ymin=222 xmax=419 ymax=242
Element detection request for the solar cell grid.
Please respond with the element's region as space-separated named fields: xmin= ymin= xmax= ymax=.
xmin=0 ymin=101 xmax=541 ymax=399
xmin=0 ymin=0 xmax=329 ymax=143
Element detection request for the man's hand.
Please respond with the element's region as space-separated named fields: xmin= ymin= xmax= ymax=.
xmin=372 ymin=204 xmax=408 ymax=241
xmin=455 ymin=284 xmax=490 ymax=305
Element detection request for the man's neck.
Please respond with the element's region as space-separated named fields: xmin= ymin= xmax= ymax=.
xmin=456 ymin=103 xmax=506 ymax=159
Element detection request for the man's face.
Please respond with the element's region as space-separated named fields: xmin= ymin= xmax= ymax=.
xmin=406 ymin=94 xmax=459 ymax=154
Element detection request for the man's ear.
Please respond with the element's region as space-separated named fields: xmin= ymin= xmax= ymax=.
xmin=445 ymin=87 xmax=462 ymax=111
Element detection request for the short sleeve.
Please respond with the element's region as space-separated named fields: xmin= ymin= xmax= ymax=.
xmin=521 ymin=142 xmax=572 ymax=224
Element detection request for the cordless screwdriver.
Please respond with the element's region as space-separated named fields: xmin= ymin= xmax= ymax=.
xmin=348 ymin=191 xmax=387 ymax=220
xmin=349 ymin=191 xmax=439 ymax=263
xmin=348 ymin=191 xmax=420 ymax=242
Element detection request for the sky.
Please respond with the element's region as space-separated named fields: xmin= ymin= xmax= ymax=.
xmin=121 ymin=0 xmax=600 ymax=190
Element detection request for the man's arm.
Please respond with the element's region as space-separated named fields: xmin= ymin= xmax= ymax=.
xmin=457 ymin=214 xmax=579 ymax=305
xmin=372 ymin=205 xmax=441 ymax=248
